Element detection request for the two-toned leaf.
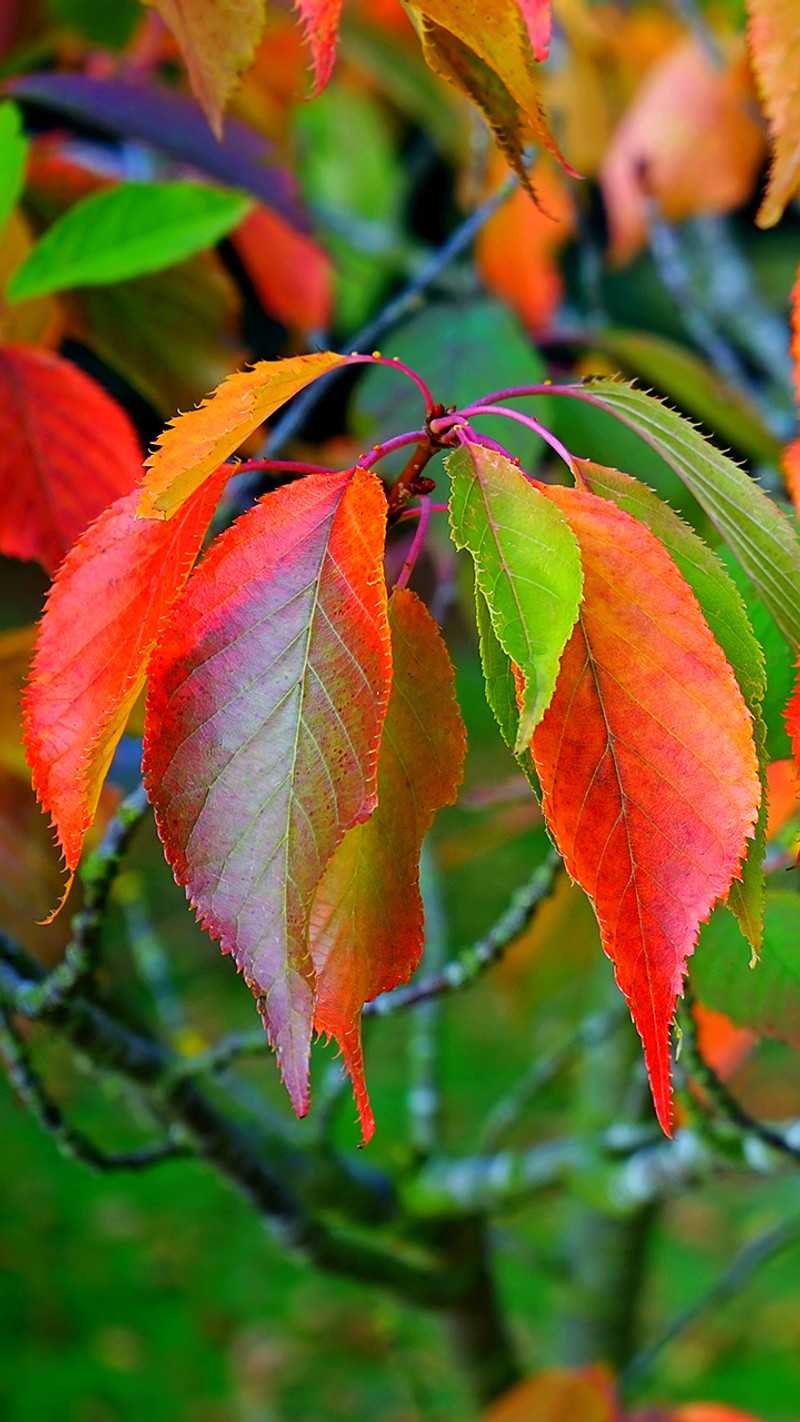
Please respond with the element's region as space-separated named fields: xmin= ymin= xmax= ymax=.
xmin=310 ymin=588 xmax=465 ymax=1140
xmin=577 ymin=460 xmax=768 ymax=954
xmin=474 ymin=589 xmax=540 ymax=792
xmin=143 ymin=468 xmax=392 ymax=1114
xmin=0 ymin=345 xmax=143 ymax=572
xmin=139 ymin=350 xmax=351 ymax=518
xmin=447 ymin=443 xmax=582 ymax=750
xmin=7 ymin=182 xmax=252 ymax=304
xmin=23 ymin=468 xmax=229 ymax=887
xmin=145 ymin=0 xmax=268 ymax=138
xmin=570 ymin=380 xmax=800 ymax=648
xmin=529 ymin=486 xmax=761 ymax=1133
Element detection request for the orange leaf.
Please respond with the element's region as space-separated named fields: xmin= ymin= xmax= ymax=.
xmin=310 ymin=588 xmax=466 ymax=1140
xmin=0 ymin=346 xmax=143 ymax=573
xmin=601 ymin=37 xmax=764 ymax=263
xmin=482 ymin=1366 xmax=616 ymax=1422
xmin=143 ymin=468 xmax=391 ymax=1114
xmin=529 ymin=487 xmax=761 ymax=1133
xmin=692 ymin=1001 xmax=754 ymax=1083
xmin=231 ymin=205 xmax=333 ymax=332
xmin=476 ymin=156 xmax=575 ymax=333
xmin=746 ymin=0 xmax=800 ymax=227
xmin=23 ymin=468 xmax=229 ymax=889
xmin=139 ymin=349 xmax=351 ymax=519
xmin=294 ymin=0 xmax=343 ymax=94
xmin=145 ymin=0 xmax=268 ymax=138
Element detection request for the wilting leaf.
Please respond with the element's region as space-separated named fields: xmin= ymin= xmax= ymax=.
xmin=0 ymin=345 xmax=142 ymax=572
xmin=0 ymin=100 xmax=28 ymax=244
xmin=572 ymin=380 xmax=800 ymax=647
xmin=145 ymin=0 xmax=268 ymax=137
xmin=692 ymin=894 xmax=800 ymax=1050
xmin=529 ymin=486 xmax=761 ymax=1132
xmin=295 ymin=0 xmax=343 ymax=93
xmin=143 ymin=468 xmax=391 ymax=1113
xmin=577 ymin=460 xmax=768 ymax=953
xmin=24 ymin=469 xmax=229 ymax=887
xmin=746 ymin=0 xmax=800 ymax=227
xmin=139 ymin=350 xmax=351 ymax=518
xmin=448 ymin=443 xmax=582 ymax=751
xmin=7 ymin=181 xmax=252 ymax=303
xmin=310 ymin=588 xmax=465 ymax=1140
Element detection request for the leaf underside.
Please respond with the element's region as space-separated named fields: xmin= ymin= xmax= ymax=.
xmin=529 ymin=485 xmax=761 ymax=1132
xmin=310 ymin=587 xmax=466 ymax=1141
xmin=143 ymin=468 xmax=392 ymax=1115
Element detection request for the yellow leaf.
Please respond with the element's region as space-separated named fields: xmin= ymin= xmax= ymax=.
xmin=747 ymin=0 xmax=800 ymax=227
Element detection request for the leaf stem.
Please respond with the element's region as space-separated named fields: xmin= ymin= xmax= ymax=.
xmin=459 ymin=403 xmax=578 ymax=475
xmin=394 ymin=496 xmax=432 ymax=592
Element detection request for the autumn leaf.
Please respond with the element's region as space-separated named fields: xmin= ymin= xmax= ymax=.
xmin=746 ymin=0 xmax=800 ymax=227
xmin=529 ymin=486 xmax=761 ymax=1132
xmin=474 ymin=590 xmax=540 ymax=793
xmin=23 ymin=468 xmax=229 ymax=892
xmin=145 ymin=0 xmax=269 ymax=138
xmin=0 ymin=345 xmax=143 ymax=573
xmin=309 ymin=588 xmax=466 ymax=1141
xmin=576 ymin=460 xmax=768 ymax=954
xmin=448 ymin=443 xmax=583 ymax=751
xmin=295 ymin=0 xmax=344 ymax=94
xmin=518 ymin=1 xmax=552 ymax=63
xmin=143 ymin=468 xmax=391 ymax=1114
xmin=231 ymin=205 xmax=333 ymax=333
xmin=408 ymin=0 xmax=575 ymax=184
xmin=482 ymin=1366 xmax=616 ymax=1422
xmin=139 ymin=350 xmax=351 ymax=519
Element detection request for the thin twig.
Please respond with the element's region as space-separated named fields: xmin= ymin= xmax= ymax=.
xmin=622 ymin=1213 xmax=800 ymax=1389
xmin=407 ymin=845 xmax=447 ymax=1155
xmin=15 ymin=783 xmax=150 ymax=1016
xmin=366 ymin=851 xmax=560 ymax=1018
xmin=0 ymin=1005 xmax=188 ymax=1173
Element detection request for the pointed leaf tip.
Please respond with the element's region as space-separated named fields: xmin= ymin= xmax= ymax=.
xmin=310 ymin=588 xmax=466 ymax=1141
xmin=143 ymin=467 xmax=392 ymax=1116
xmin=528 ymin=486 xmax=761 ymax=1132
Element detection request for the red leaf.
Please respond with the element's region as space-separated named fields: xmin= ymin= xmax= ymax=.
xmin=231 ymin=205 xmax=333 ymax=332
xmin=0 ymin=345 xmax=143 ymax=573
xmin=294 ymin=0 xmax=343 ymax=94
xmin=310 ymin=588 xmax=466 ymax=1141
xmin=529 ymin=487 xmax=761 ymax=1133
xmin=518 ymin=0 xmax=552 ymax=62
xmin=23 ymin=468 xmax=229 ymax=889
xmin=143 ymin=468 xmax=391 ymax=1114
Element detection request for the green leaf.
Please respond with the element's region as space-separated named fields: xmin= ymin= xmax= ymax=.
xmin=474 ymin=586 xmax=540 ymax=793
xmin=0 ymin=102 xmax=28 ymax=249
xmin=6 ymin=181 xmax=252 ymax=302
xmin=589 ymin=330 xmax=783 ymax=468
xmin=447 ymin=443 xmax=583 ymax=752
xmin=692 ymin=892 xmax=800 ymax=1047
xmin=577 ymin=459 xmax=767 ymax=953
xmin=572 ymin=379 xmax=800 ymax=647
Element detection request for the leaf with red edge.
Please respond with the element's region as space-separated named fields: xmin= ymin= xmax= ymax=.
xmin=528 ymin=486 xmax=761 ymax=1133
xmin=143 ymin=468 xmax=391 ymax=1114
xmin=139 ymin=349 xmax=351 ymax=519
xmin=145 ymin=0 xmax=268 ymax=138
xmin=309 ymin=588 xmax=466 ymax=1141
xmin=517 ymin=1 xmax=552 ymax=62
xmin=0 ymin=346 xmax=143 ymax=573
xmin=23 ymin=468 xmax=229 ymax=892
xmin=295 ymin=0 xmax=343 ymax=94
xmin=746 ymin=0 xmax=800 ymax=227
